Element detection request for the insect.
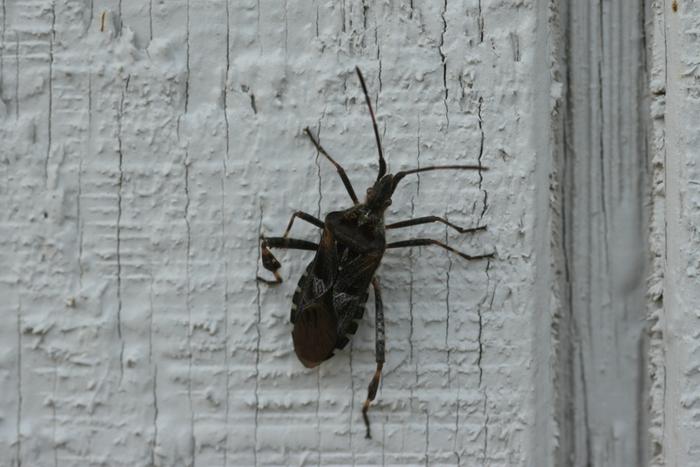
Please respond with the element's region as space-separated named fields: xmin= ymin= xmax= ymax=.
xmin=257 ymin=67 xmax=493 ymax=439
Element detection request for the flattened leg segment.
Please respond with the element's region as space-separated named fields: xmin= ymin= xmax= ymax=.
xmin=362 ymin=276 xmax=385 ymax=439
xmin=256 ymin=236 xmax=319 ymax=285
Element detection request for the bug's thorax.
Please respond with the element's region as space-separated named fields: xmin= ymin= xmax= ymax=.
xmin=346 ymin=174 xmax=394 ymax=233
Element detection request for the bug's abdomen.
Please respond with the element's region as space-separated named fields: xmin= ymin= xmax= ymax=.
xmin=291 ymin=290 xmax=339 ymax=368
xmin=333 ymin=290 xmax=369 ymax=349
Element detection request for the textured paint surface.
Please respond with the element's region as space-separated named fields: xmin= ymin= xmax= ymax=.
xmin=646 ymin=1 xmax=667 ymax=465
xmin=655 ymin=0 xmax=700 ymax=465
xmin=0 ymin=1 xmax=557 ymax=466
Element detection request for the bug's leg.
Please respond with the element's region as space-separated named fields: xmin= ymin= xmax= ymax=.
xmin=304 ymin=127 xmax=360 ymax=205
xmin=386 ymin=238 xmax=494 ymax=261
xmin=362 ymin=276 xmax=385 ymax=439
xmin=256 ymin=236 xmax=319 ymax=285
xmin=282 ymin=211 xmax=324 ymax=238
xmin=386 ymin=216 xmax=487 ymax=234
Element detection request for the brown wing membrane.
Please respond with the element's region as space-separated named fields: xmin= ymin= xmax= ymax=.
xmin=292 ymin=290 xmax=338 ymax=368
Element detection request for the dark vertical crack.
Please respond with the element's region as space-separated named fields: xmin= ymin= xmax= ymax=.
xmin=362 ymin=0 xmax=368 ymax=31
xmin=577 ymin=336 xmax=593 ymax=467
xmin=220 ymin=19 xmax=231 ymax=451
xmin=184 ymin=0 xmax=190 ymax=113
xmin=77 ymin=157 xmax=83 ymax=287
xmin=313 ymin=117 xmax=325 ymax=218
xmin=475 ymin=94 xmax=489 ymax=389
xmin=348 ymin=340 xmax=355 ymax=461
xmin=88 ymin=0 xmax=93 ymax=33
xmin=256 ymin=0 xmax=262 ymax=53
xmin=283 ymin=0 xmax=288 ymax=56
xmin=509 ymin=32 xmax=520 ymax=62
xmin=249 ymin=93 xmax=257 ymax=114
xmin=373 ymin=6 xmax=382 ymax=98
xmin=438 ymin=0 xmax=449 ymax=128
xmin=416 ymin=116 xmax=421 ymax=194
xmin=635 ymin=331 xmax=647 ymax=467
xmin=444 ymin=213 xmax=453 ymax=383
xmin=253 ymin=205 xmax=263 ymax=467
xmin=1 ymin=0 xmax=5 ymax=102
xmin=563 ymin=4 xmax=593 ymax=456
xmin=408 ymin=118 xmax=421 ymax=367
xmin=117 ymin=0 xmax=122 ymax=33
xmin=52 ymin=362 xmax=58 ymax=467
xmin=148 ymin=0 xmax=153 ymax=42
xmin=408 ymin=229 xmax=415 ymax=364
xmin=149 ymin=275 xmax=158 ymax=467
xmin=223 ymin=0 xmax=230 ymax=175
xmin=315 ymin=2 xmax=319 ymax=37
xmin=454 ymin=384 xmax=461 ymax=466
xmin=377 ymin=51 xmax=383 ymax=97
xmin=45 ymin=1 xmax=55 ymax=186
xmin=14 ymin=33 xmax=19 ymax=118
xmin=637 ymin=7 xmax=651 ymax=464
xmin=220 ymin=177 xmax=230 ymax=467
xmin=77 ymin=79 xmax=89 ymax=282
xmin=476 ymin=259 xmax=490 ymax=386
xmin=596 ymin=0 xmax=611 ymax=289
xmin=116 ymin=76 xmax=129 ymax=387
xmin=315 ymin=370 xmax=322 ymax=466
xmin=381 ymin=416 xmax=386 ymax=466
xmin=560 ymin=7 xmax=578 ymax=462
xmin=424 ymin=411 xmax=430 ymax=466
xmin=183 ymin=153 xmax=195 ymax=467
xmin=16 ymin=299 xmax=22 ymax=467
xmin=477 ymin=0 xmax=484 ymax=43
xmin=81 ymin=72 xmax=92 ymax=287
xmin=481 ymin=393 xmax=489 ymax=464
xmin=407 ymin=120 xmax=421 ymax=412
xmin=477 ymin=97 xmax=488 ymax=222
xmin=151 ymin=364 xmax=159 ymax=467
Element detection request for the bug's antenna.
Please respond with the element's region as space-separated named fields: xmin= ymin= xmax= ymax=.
xmin=356 ymin=67 xmax=386 ymax=181
xmin=392 ymin=165 xmax=487 ymax=191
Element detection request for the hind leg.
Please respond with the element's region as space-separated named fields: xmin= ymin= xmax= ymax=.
xmin=256 ymin=236 xmax=318 ymax=285
xmin=362 ymin=276 xmax=385 ymax=439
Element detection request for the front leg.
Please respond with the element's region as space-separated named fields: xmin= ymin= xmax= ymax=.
xmin=387 ymin=238 xmax=494 ymax=261
xmin=256 ymin=236 xmax=319 ymax=285
xmin=283 ymin=211 xmax=324 ymax=238
xmin=386 ymin=216 xmax=486 ymax=234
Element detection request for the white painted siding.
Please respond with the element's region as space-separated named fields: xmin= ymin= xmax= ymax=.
xmin=1 ymin=1 xmax=695 ymax=466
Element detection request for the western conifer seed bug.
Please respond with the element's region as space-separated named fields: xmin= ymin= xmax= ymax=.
xmin=257 ymin=67 xmax=493 ymax=439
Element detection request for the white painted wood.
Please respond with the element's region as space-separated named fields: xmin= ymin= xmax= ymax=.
xmin=0 ymin=1 xmax=555 ymax=465
xmin=6 ymin=0 xmax=697 ymax=466
xmin=650 ymin=1 xmax=700 ymax=466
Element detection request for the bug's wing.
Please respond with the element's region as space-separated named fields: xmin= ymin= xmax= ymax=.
xmin=292 ymin=289 xmax=338 ymax=368
xmin=290 ymin=227 xmax=338 ymax=325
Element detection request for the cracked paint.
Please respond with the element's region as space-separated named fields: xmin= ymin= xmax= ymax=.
xmin=116 ymin=76 xmax=129 ymax=387
xmin=45 ymin=1 xmax=55 ymax=186
xmin=183 ymin=152 xmax=195 ymax=467
xmin=0 ymin=0 xmax=592 ymax=465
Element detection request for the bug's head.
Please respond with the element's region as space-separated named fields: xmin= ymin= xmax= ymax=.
xmin=364 ymin=174 xmax=394 ymax=215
